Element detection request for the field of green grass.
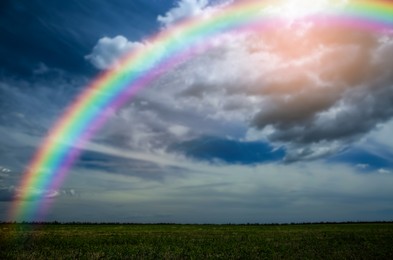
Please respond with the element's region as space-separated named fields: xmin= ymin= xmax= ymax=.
xmin=1 ymin=222 xmax=393 ymax=259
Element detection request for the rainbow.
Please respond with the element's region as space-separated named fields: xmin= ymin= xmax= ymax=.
xmin=10 ymin=0 xmax=393 ymax=221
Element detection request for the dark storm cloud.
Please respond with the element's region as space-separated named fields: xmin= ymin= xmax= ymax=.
xmin=243 ymin=27 xmax=393 ymax=160
xmin=253 ymin=71 xmax=393 ymax=144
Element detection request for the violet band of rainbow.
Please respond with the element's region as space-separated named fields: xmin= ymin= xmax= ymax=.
xmin=10 ymin=0 xmax=393 ymax=221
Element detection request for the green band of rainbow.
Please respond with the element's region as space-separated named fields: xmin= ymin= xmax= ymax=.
xmin=9 ymin=0 xmax=393 ymax=221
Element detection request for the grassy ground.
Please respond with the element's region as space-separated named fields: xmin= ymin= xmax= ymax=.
xmin=1 ymin=223 xmax=393 ymax=259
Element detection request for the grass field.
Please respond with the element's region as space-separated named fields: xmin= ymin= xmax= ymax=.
xmin=1 ymin=222 xmax=393 ymax=259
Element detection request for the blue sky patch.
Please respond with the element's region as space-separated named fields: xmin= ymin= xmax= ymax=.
xmin=329 ymin=147 xmax=393 ymax=172
xmin=170 ymin=136 xmax=285 ymax=164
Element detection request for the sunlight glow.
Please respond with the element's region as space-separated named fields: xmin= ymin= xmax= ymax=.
xmin=265 ymin=0 xmax=348 ymax=19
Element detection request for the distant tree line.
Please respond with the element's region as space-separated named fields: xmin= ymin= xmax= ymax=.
xmin=0 ymin=220 xmax=392 ymax=225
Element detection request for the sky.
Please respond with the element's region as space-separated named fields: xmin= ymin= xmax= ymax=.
xmin=1 ymin=0 xmax=393 ymax=223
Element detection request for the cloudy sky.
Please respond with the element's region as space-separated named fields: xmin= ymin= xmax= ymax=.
xmin=1 ymin=0 xmax=393 ymax=223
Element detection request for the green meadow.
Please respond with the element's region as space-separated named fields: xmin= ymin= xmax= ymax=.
xmin=1 ymin=222 xmax=393 ymax=259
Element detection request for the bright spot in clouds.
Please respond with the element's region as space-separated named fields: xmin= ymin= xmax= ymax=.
xmin=266 ymin=0 xmax=347 ymax=18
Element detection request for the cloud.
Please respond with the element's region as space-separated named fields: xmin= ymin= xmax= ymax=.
xmin=0 ymin=166 xmax=11 ymax=174
xmin=85 ymin=0 xmax=229 ymax=70
xmin=135 ymin=23 xmax=393 ymax=162
xmin=85 ymin=35 xmax=145 ymax=70
xmin=157 ymin=0 xmax=209 ymax=28
xmin=83 ymin=21 xmax=393 ymax=163
xmin=378 ymin=169 xmax=391 ymax=174
xmin=17 ymin=188 xmax=79 ymax=201
xmin=264 ymin=0 xmax=349 ymax=20
xmin=0 ymin=164 xmax=78 ymax=202
xmin=0 ymin=185 xmax=79 ymax=202
xmin=0 ymin=186 xmax=57 ymax=201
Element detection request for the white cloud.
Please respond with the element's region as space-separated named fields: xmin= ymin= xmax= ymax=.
xmin=168 ymin=124 xmax=190 ymax=137
xmin=157 ymin=0 xmax=209 ymax=28
xmin=265 ymin=0 xmax=349 ymax=20
xmin=0 ymin=166 xmax=11 ymax=173
xmin=378 ymin=169 xmax=391 ymax=174
xmin=85 ymin=0 xmax=230 ymax=70
xmin=13 ymin=187 xmax=60 ymax=200
xmin=85 ymin=35 xmax=145 ymax=70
